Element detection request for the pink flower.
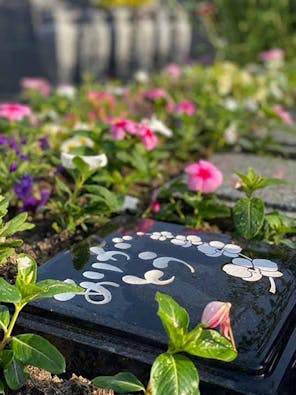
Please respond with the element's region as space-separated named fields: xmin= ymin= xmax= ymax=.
xmin=145 ymin=88 xmax=168 ymax=101
xmin=175 ymin=100 xmax=197 ymax=116
xmin=111 ymin=119 xmax=138 ymax=140
xmin=88 ymin=91 xmax=116 ymax=108
xmin=274 ymin=105 xmax=293 ymax=126
xmin=20 ymin=77 xmax=51 ymax=97
xmin=150 ymin=201 xmax=161 ymax=214
xmin=185 ymin=160 xmax=223 ymax=193
xmin=201 ymin=301 xmax=236 ymax=350
xmin=230 ymin=175 xmax=244 ymax=190
xmin=258 ymin=48 xmax=284 ymax=62
xmin=164 ymin=64 xmax=182 ymax=78
xmin=137 ymin=125 xmax=158 ymax=151
xmin=0 ymin=103 xmax=31 ymax=122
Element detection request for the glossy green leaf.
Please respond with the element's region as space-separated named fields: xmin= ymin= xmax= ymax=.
xmin=36 ymin=279 xmax=84 ymax=300
xmin=16 ymin=254 xmax=37 ymax=291
xmin=12 ymin=334 xmax=65 ymax=374
xmin=0 ymin=279 xmax=21 ymax=303
xmin=0 ymin=305 xmax=10 ymax=331
xmin=0 ymin=350 xmax=13 ymax=369
xmin=156 ymin=292 xmax=189 ymax=351
xmin=233 ymin=197 xmax=264 ymax=239
xmin=182 ymin=326 xmax=203 ymax=355
xmin=71 ymin=242 xmax=90 ymax=271
xmin=4 ymin=358 xmax=29 ymax=390
xmin=186 ymin=329 xmax=238 ymax=362
xmin=92 ymin=372 xmax=145 ymax=393
xmin=150 ymin=353 xmax=200 ymax=395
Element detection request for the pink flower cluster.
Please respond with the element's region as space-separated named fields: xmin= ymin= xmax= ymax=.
xmin=185 ymin=160 xmax=223 ymax=194
xmin=175 ymin=100 xmax=197 ymax=116
xmin=0 ymin=103 xmax=31 ymax=122
xmin=144 ymin=88 xmax=168 ymax=101
xmin=111 ymin=119 xmax=158 ymax=151
xmin=88 ymin=91 xmax=116 ymax=108
xmin=20 ymin=77 xmax=51 ymax=97
xmin=258 ymin=48 xmax=284 ymax=62
xmin=274 ymin=105 xmax=293 ymax=126
xmin=164 ymin=64 xmax=182 ymax=78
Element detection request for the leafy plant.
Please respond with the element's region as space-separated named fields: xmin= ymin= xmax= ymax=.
xmin=152 ymin=179 xmax=230 ymax=230
xmin=92 ymin=292 xmax=237 ymax=395
xmin=0 ymin=196 xmax=34 ymax=264
xmin=232 ymin=167 xmax=295 ymax=244
xmin=0 ymin=254 xmax=83 ymax=392
xmin=48 ymin=157 xmax=122 ymax=233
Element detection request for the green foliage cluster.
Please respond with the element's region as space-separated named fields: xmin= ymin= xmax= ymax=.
xmin=0 ymin=196 xmax=34 ymax=264
xmin=92 ymin=292 xmax=237 ymax=395
xmin=0 ymin=254 xmax=83 ymax=392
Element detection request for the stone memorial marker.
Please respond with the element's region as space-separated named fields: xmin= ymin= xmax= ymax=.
xmin=211 ymin=153 xmax=296 ymax=215
xmin=21 ymin=217 xmax=295 ymax=394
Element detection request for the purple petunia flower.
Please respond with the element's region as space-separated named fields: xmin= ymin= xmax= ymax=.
xmin=22 ymin=189 xmax=51 ymax=212
xmin=14 ymin=175 xmax=34 ymax=200
xmin=0 ymin=134 xmax=8 ymax=145
xmin=9 ymin=162 xmax=18 ymax=172
xmin=38 ymin=137 xmax=50 ymax=150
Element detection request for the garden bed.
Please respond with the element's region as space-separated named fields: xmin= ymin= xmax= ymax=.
xmin=0 ymin=49 xmax=295 ymax=394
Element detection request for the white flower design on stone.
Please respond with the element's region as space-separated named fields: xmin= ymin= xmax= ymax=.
xmin=171 ymin=235 xmax=202 ymax=248
xmin=197 ymin=241 xmax=242 ymax=258
xmin=148 ymin=231 xmax=174 ymax=241
xmin=223 ymin=258 xmax=283 ymax=294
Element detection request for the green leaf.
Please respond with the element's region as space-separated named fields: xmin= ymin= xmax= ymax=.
xmin=156 ymin=292 xmax=189 ymax=351
xmin=35 ymin=279 xmax=84 ymax=300
xmin=256 ymin=177 xmax=289 ymax=189
xmin=0 ymin=350 xmax=13 ymax=369
xmin=85 ymin=185 xmax=121 ymax=212
xmin=55 ymin=177 xmax=72 ymax=197
xmin=73 ymin=156 xmax=93 ymax=179
xmin=12 ymin=334 xmax=65 ymax=374
xmin=16 ymin=254 xmax=37 ymax=290
xmin=233 ymin=197 xmax=264 ymax=239
xmin=149 ymin=353 xmax=200 ymax=395
xmin=0 ymin=379 xmax=4 ymax=394
xmin=0 ymin=305 xmax=10 ymax=331
xmin=182 ymin=326 xmax=203 ymax=355
xmin=92 ymin=372 xmax=145 ymax=393
xmin=0 ymin=279 xmax=21 ymax=303
xmin=0 ymin=240 xmax=23 ymax=248
xmin=4 ymin=358 xmax=29 ymax=390
xmin=1 ymin=212 xmax=34 ymax=237
xmin=186 ymin=329 xmax=238 ymax=362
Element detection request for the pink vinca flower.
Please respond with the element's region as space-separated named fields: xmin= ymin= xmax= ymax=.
xmin=150 ymin=201 xmax=161 ymax=214
xmin=138 ymin=125 xmax=158 ymax=151
xmin=20 ymin=77 xmax=51 ymax=97
xmin=274 ymin=105 xmax=293 ymax=126
xmin=175 ymin=100 xmax=197 ymax=116
xmin=0 ymin=103 xmax=31 ymax=122
xmin=185 ymin=160 xmax=223 ymax=193
xmin=145 ymin=88 xmax=168 ymax=101
xmin=164 ymin=64 xmax=182 ymax=78
xmin=258 ymin=48 xmax=284 ymax=62
xmin=111 ymin=119 xmax=138 ymax=140
xmin=201 ymin=301 xmax=236 ymax=350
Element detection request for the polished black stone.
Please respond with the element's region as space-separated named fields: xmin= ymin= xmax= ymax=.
xmin=23 ymin=217 xmax=296 ymax=395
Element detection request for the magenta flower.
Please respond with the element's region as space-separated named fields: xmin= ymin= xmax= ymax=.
xmin=274 ymin=105 xmax=293 ymax=126
xmin=258 ymin=48 xmax=284 ymax=62
xmin=175 ymin=100 xmax=197 ymax=116
xmin=138 ymin=125 xmax=158 ymax=151
xmin=164 ymin=64 xmax=182 ymax=78
xmin=185 ymin=160 xmax=223 ymax=193
xmin=111 ymin=119 xmax=138 ymax=140
xmin=150 ymin=201 xmax=161 ymax=214
xmin=0 ymin=103 xmax=31 ymax=122
xmin=201 ymin=301 xmax=236 ymax=350
xmin=145 ymin=88 xmax=168 ymax=101
xmin=20 ymin=77 xmax=51 ymax=97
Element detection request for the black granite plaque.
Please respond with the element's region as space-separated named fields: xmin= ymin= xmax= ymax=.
xmin=23 ymin=217 xmax=296 ymax=395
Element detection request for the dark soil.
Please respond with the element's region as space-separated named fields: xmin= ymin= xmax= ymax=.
xmin=8 ymin=367 xmax=113 ymax=395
